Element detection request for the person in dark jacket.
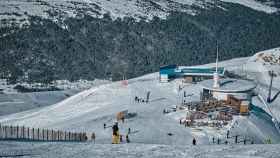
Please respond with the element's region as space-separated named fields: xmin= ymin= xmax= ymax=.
xmin=192 ymin=138 xmax=196 ymax=145
xmin=120 ymin=135 xmax=123 ymax=143
xmin=112 ymin=122 xmax=119 ymax=136
xmin=126 ymin=134 xmax=130 ymax=143
xmin=91 ymin=132 xmax=96 ymax=143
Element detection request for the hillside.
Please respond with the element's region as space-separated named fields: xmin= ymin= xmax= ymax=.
xmin=1 ymin=0 xmax=278 ymax=25
xmin=1 ymin=53 xmax=280 ymax=145
xmin=1 ymin=0 xmax=280 ymax=83
xmin=245 ymin=48 xmax=280 ymax=121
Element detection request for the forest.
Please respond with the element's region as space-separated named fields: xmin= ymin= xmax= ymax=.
xmin=0 ymin=3 xmax=280 ymax=83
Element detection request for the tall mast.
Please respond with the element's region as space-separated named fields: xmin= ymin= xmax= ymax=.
xmin=213 ymin=40 xmax=220 ymax=88
xmin=216 ymin=41 xmax=219 ymax=73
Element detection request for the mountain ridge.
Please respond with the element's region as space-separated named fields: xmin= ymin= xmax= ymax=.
xmin=0 ymin=0 xmax=279 ymax=27
xmin=0 ymin=0 xmax=280 ymax=83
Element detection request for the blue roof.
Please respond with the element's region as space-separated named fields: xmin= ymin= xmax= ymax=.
xmin=160 ymin=66 xmax=225 ymax=77
xmin=180 ymin=67 xmax=225 ymax=75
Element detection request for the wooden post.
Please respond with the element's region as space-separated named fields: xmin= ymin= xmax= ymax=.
xmin=68 ymin=132 xmax=71 ymax=141
xmin=47 ymin=130 xmax=49 ymax=141
xmin=4 ymin=126 xmax=7 ymax=139
xmin=16 ymin=125 xmax=19 ymax=139
xmin=58 ymin=131 xmax=60 ymax=141
xmin=10 ymin=125 xmax=13 ymax=139
xmin=56 ymin=131 xmax=58 ymax=141
xmin=71 ymin=133 xmax=73 ymax=141
xmin=23 ymin=126 xmax=25 ymax=139
xmin=53 ymin=131 xmax=56 ymax=141
xmin=56 ymin=130 xmax=58 ymax=141
xmin=43 ymin=129 xmax=45 ymax=141
xmin=64 ymin=131 xmax=66 ymax=141
xmin=52 ymin=130 xmax=54 ymax=141
xmin=37 ymin=128 xmax=40 ymax=140
xmin=32 ymin=128 xmax=35 ymax=140
xmin=27 ymin=127 xmax=30 ymax=140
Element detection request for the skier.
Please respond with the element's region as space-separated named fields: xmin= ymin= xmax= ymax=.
xmin=91 ymin=132 xmax=96 ymax=143
xmin=126 ymin=134 xmax=130 ymax=143
xmin=226 ymin=130 xmax=230 ymax=139
xmin=112 ymin=122 xmax=120 ymax=144
xmin=128 ymin=128 xmax=131 ymax=134
xmin=121 ymin=117 xmax=125 ymax=123
xmin=120 ymin=135 xmax=123 ymax=143
xmin=192 ymin=138 xmax=196 ymax=145
xmin=104 ymin=123 xmax=106 ymax=129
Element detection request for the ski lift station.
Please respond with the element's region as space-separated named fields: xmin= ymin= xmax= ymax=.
xmin=159 ymin=65 xmax=225 ymax=83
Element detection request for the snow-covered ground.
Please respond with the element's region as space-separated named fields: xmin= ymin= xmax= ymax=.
xmin=0 ymin=0 xmax=278 ymax=27
xmin=0 ymin=58 xmax=279 ymax=145
xmin=245 ymin=48 xmax=280 ymax=122
xmin=0 ymin=47 xmax=279 ymax=156
xmin=0 ymin=90 xmax=79 ymax=116
xmin=221 ymin=0 xmax=278 ymax=13
xmin=0 ymin=79 xmax=110 ymax=116
xmin=0 ymin=142 xmax=280 ymax=158
xmin=0 ymin=79 xmax=111 ymax=94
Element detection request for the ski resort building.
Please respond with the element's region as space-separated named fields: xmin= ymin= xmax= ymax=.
xmin=200 ymin=79 xmax=256 ymax=101
xmin=159 ymin=65 xmax=225 ymax=83
xmin=200 ymin=78 xmax=256 ymax=112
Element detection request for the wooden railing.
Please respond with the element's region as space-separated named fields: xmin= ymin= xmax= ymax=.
xmin=0 ymin=124 xmax=88 ymax=142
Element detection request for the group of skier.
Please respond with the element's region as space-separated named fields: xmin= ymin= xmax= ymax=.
xmin=112 ymin=122 xmax=130 ymax=144
xmin=134 ymin=96 xmax=146 ymax=103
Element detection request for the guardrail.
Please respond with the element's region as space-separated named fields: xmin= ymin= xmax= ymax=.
xmin=0 ymin=124 xmax=88 ymax=142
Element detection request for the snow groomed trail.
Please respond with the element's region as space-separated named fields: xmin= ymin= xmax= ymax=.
xmin=1 ymin=142 xmax=280 ymax=158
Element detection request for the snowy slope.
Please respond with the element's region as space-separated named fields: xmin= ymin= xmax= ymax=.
xmin=221 ymin=0 xmax=278 ymax=13
xmin=0 ymin=0 xmax=278 ymax=26
xmin=1 ymin=142 xmax=280 ymax=158
xmin=0 ymin=62 xmax=279 ymax=145
xmin=0 ymin=90 xmax=79 ymax=116
xmin=0 ymin=79 xmax=111 ymax=116
xmin=0 ymin=49 xmax=280 ymax=145
xmin=245 ymin=47 xmax=280 ymax=87
xmin=244 ymin=47 xmax=280 ymax=121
